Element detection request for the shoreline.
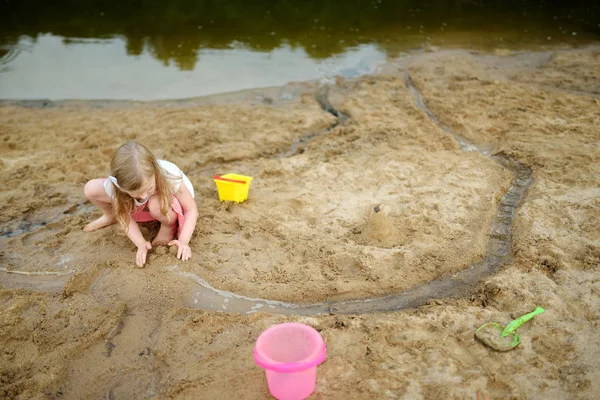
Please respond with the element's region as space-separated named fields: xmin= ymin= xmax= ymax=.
xmin=1 ymin=43 xmax=599 ymax=108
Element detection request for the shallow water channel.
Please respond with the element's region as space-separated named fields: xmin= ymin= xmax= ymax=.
xmin=179 ymin=79 xmax=532 ymax=315
xmin=1 ymin=0 xmax=598 ymax=99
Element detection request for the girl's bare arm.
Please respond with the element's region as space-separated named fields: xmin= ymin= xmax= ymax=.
xmin=174 ymin=183 xmax=198 ymax=245
xmin=126 ymin=217 xmax=152 ymax=267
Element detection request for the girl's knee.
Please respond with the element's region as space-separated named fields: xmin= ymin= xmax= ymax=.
xmin=147 ymin=196 xmax=163 ymax=217
xmin=148 ymin=197 xmax=175 ymax=224
xmin=84 ymin=179 xmax=105 ymax=201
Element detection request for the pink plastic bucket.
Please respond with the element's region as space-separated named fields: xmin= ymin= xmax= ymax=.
xmin=254 ymin=323 xmax=327 ymax=400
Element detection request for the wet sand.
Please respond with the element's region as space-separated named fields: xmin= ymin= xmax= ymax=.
xmin=1 ymin=46 xmax=599 ymax=399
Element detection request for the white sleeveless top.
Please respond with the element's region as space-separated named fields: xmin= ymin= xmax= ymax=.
xmin=104 ymin=160 xmax=195 ymax=205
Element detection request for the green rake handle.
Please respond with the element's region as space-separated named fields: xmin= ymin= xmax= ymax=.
xmin=501 ymin=307 xmax=545 ymax=337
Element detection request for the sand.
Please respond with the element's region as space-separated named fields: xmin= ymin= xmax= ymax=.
xmin=474 ymin=323 xmax=517 ymax=352
xmin=1 ymin=45 xmax=599 ymax=399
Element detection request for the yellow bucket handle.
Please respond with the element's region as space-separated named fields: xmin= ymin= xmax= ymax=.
xmin=214 ymin=175 xmax=247 ymax=184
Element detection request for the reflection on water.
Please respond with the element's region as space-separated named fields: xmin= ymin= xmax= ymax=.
xmin=1 ymin=0 xmax=599 ymax=100
xmin=0 ymin=35 xmax=386 ymax=100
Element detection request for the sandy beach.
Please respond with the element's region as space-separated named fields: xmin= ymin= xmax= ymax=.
xmin=1 ymin=45 xmax=599 ymax=399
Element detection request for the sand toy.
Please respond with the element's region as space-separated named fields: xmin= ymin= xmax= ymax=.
xmin=475 ymin=307 xmax=545 ymax=351
xmin=254 ymin=322 xmax=327 ymax=400
xmin=213 ymin=174 xmax=253 ymax=203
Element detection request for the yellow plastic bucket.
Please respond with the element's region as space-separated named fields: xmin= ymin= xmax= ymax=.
xmin=214 ymin=174 xmax=253 ymax=203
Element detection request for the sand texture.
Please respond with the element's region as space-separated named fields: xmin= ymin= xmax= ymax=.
xmin=1 ymin=46 xmax=599 ymax=399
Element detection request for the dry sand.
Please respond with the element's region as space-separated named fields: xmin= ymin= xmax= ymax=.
xmin=1 ymin=45 xmax=599 ymax=399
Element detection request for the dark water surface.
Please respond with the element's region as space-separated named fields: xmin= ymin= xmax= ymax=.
xmin=1 ymin=0 xmax=599 ymax=100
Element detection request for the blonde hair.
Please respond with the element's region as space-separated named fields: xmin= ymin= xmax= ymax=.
xmin=109 ymin=141 xmax=175 ymax=231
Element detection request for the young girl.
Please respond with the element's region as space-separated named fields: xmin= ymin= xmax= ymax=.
xmin=83 ymin=141 xmax=198 ymax=267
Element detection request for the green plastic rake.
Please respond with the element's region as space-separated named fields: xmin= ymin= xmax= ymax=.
xmin=475 ymin=307 xmax=545 ymax=351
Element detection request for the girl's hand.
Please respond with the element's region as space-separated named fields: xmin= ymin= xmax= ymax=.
xmin=168 ymin=240 xmax=192 ymax=261
xmin=136 ymin=241 xmax=152 ymax=267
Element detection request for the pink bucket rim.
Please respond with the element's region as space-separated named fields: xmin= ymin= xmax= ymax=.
xmin=254 ymin=323 xmax=327 ymax=373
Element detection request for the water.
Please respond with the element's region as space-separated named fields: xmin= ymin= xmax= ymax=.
xmin=1 ymin=0 xmax=599 ymax=100
xmin=0 ymin=36 xmax=386 ymax=100
xmin=0 ymin=202 xmax=93 ymax=239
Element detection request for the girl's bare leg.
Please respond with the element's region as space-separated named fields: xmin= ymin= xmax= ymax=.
xmin=83 ymin=179 xmax=115 ymax=232
xmin=147 ymin=196 xmax=177 ymax=245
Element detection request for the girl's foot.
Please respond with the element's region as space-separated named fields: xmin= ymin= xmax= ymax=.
xmin=152 ymin=223 xmax=177 ymax=246
xmin=83 ymin=214 xmax=115 ymax=232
